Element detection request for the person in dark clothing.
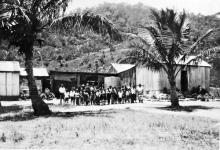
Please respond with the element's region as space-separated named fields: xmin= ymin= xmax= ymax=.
xmin=192 ymin=85 xmax=208 ymax=101
xmin=95 ymin=89 xmax=101 ymax=105
xmin=131 ymin=86 xmax=136 ymax=103
xmin=122 ymin=88 xmax=126 ymax=104
xmin=83 ymin=90 xmax=90 ymax=105
xmin=106 ymin=88 xmax=111 ymax=105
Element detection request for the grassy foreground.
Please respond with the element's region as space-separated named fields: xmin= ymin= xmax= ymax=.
xmin=0 ymin=105 xmax=219 ymax=150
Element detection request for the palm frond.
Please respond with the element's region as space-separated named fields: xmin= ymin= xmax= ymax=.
xmin=189 ymin=29 xmax=214 ymax=53
xmin=0 ymin=0 xmax=30 ymax=42
xmin=50 ymin=12 xmax=122 ymax=41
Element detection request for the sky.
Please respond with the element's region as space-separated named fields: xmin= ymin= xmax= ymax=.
xmin=66 ymin=0 xmax=220 ymax=15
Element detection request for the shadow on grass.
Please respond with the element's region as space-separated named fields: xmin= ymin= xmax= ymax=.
xmin=157 ymin=105 xmax=214 ymax=112
xmin=0 ymin=105 xmax=23 ymax=114
xmin=0 ymin=108 xmax=118 ymax=122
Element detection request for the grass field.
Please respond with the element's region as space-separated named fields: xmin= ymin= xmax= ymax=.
xmin=0 ymin=101 xmax=219 ymax=150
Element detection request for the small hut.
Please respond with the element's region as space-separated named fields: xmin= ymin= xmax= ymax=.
xmin=0 ymin=61 xmax=20 ymax=100
xmin=20 ymin=67 xmax=49 ymax=92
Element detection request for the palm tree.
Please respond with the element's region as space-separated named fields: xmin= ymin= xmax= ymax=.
xmin=121 ymin=9 xmax=216 ymax=107
xmin=0 ymin=0 xmax=122 ymax=115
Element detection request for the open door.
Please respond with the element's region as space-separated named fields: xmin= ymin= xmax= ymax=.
xmin=181 ymin=71 xmax=188 ymax=92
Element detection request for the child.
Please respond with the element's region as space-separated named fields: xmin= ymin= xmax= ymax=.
xmin=59 ymin=84 xmax=66 ymax=104
xmin=70 ymin=88 xmax=75 ymax=105
xmin=95 ymin=90 xmax=101 ymax=105
xmin=106 ymin=88 xmax=111 ymax=105
xmin=75 ymin=89 xmax=80 ymax=105
xmin=64 ymin=91 xmax=70 ymax=103
xmin=131 ymin=86 xmax=136 ymax=103
xmin=126 ymin=89 xmax=131 ymax=103
xmin=122 ymin=89 xmax=126 ymax=104
xmin=118 ymin=89 xmax=123 ymax=104
xmin=83 ymin=90 xmax=90 ymax=106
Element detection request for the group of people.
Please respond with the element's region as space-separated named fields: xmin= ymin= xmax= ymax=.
xmin=58 ymin=83 xmax=144 ymax=106
xmin=191 ymin=85 xmax=213 ymax=101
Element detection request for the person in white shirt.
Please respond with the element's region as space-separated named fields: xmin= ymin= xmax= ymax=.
xmin=64 ymin=91 xmax=70 ymax=103
xmin=118 ymin=89 xmax=123 ymax=104
xmin=59 ymin=84 xmax=66 ymax=104
xmin=70 ymin=88 xmax=76 ymax=105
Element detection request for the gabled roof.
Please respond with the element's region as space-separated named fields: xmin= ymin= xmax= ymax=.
xmin=20 ymin=68 xmax=49 ymax=77
xmin=0 ymin=61 xmax=20 ymax=72
xmin=175 ymin=56 xmax=211 ymax=67
xmin=111 ymin=63 xmax=136 ymax=73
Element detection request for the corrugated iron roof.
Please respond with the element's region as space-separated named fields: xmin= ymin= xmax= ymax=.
xmin=111 ymin=63 xmax=136 ymax=73
xmin=20 ymin=68 xmax=49 ymax=77
xmin=0 ymin=61 xmax=20 ymax=72
xmin=175 ymin=56 xmax=211 ymax=67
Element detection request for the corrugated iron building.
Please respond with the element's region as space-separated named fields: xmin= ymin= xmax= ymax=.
xmin=112 ymin=56 xmax=211 ymax=96
xmin=109 ymin=63 xmax=136 ymax=87
xmin=0 ymin=61 xmax=20 ymax=100
xmin=139 ymin=58 xmax=211 ymax=95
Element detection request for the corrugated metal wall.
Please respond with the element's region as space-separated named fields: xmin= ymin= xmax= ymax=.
xmin=136 ymin=65 xmax=210 ymax=95
xmin=136 ymin=67 xmax=160 ymax=95
xmin=187 ymin=66 xmax=210 ymax=90
xmin=119 ymin=67 xmax=136 ymax=88
xmin=0 ymin=72 xmax=19 ymax=96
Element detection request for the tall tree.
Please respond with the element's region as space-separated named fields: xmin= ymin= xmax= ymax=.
xmin=121 ymin=9 xmax=216 ymax=107
xmin=0 ymin=0 xmax=121 ymax=115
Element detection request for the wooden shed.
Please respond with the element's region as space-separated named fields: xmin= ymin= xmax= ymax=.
xmin=0 ymin=61 xmax=20 ymax=100
xmin=136 ymin=56 xmax=211 ymax=95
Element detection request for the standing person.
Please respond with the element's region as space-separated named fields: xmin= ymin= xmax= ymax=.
xmin=85 ymin=83 xmax=91 ymax=96
xmin=106 ymin=88 xmax=111 ymax=105
xmin=59 ymin=84 xmax=66 ymax=104
xmin=70 ymin=87 xmax=76 ymax=105
xmin=109 ymin=86 xmax=113 ymax=104
xmin=131 ymin=86 xmax=136 ymax=103
xmin=100 ymin=88 xmax=107 ymax=105
xmin=90 ymin=85 xmax=95 ymax=105
xmin=64 ymin=90 xmax=70 ymax=103
xmin=126 ymin=88 xmax=131 ymax=103
xmin=90 ymin=89 xmax=95 ymax=105
xmin=82 ymin=90 xmax=90 ymax=106
xmin=137 ymin=84 xmax=144 ymax=103
xmin=122 ymin=88 xmax=126 ymax=104
xmin=95 ymin=89 xmax=101 ymax=105
xmin=112 ymin=87 xmax=118 ymax=104
xmin=118 ymin=89 xmax=123 ymax=104
xmin=79 ymin=89 xmax=83 ymax=105
xmin=75 ymin=89 xmax=80 ymax=105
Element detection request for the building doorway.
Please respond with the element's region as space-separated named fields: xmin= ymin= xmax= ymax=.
xmin=181 ymin=71 xmax=188 ymax=92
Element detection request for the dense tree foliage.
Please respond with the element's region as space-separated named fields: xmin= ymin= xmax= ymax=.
xmin=0 ymin=0 xmax=121 ymax=115
xmin=1 ymin=2 xmax=219 ymax=87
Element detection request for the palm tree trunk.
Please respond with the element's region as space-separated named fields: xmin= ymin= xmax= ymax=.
xmin=168 ymin=72 xmax=179 ymax=108
xmin=24 ymin=51 xmax=51 ymax=116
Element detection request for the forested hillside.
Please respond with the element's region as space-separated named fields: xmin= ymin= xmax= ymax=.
xmin=0 ymin=3 xmax=220 ymax=86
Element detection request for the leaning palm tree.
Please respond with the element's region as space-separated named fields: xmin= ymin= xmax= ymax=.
xmin=0 ymin=0 xmax=122 ymax=115
xmin=121 ymin=9 xmax=216 ymax=107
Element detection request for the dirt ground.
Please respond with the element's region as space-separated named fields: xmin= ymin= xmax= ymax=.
xmin=0 ymin=100 xmax=219 ymax=149
xmin=1 ymin=100 xmax=220 ymax=120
